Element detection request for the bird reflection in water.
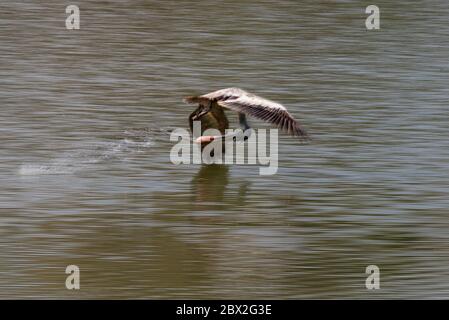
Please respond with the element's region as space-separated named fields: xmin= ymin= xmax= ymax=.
xmin=191 ymin=164 xmax=229 ymax=208
xmin=190 ymin=164 xmax=250 ymax=211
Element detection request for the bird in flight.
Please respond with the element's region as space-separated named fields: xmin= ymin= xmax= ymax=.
xmin=184 ymin=87 xmax=308 ymax=144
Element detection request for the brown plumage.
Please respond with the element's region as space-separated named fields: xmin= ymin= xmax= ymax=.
xmin=184 ymin=87 xmax=308 ymax=139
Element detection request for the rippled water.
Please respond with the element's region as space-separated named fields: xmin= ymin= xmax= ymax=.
xmin=1 ymin=1 xmax=449 ymax=299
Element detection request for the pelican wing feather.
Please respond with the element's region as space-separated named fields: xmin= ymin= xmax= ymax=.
xmin=202 ymin=88 xmax=308 ymax=138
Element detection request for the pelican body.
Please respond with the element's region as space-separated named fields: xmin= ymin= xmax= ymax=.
xmin=188 ymin=100 xmax=229 ymax=137
xmin=184 ymin=88 xmax=308 ymax=149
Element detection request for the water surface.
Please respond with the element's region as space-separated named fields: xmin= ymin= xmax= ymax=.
xmin=1 ymin=0 xmax=449 ymax=298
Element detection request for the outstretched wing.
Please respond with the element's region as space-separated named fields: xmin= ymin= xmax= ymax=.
xmin=204 ymin=88 xmax=308 ymax=138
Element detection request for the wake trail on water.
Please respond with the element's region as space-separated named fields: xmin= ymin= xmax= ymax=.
xmin=18 ymin=127 xmax=173 ymax=176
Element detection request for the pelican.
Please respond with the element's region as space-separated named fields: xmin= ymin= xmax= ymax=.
xmin=184 ymin=88 xmax=308 ymax=144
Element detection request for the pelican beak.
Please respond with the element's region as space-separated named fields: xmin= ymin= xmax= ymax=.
xmin=195 ymin=136 xmax=217 ymax=144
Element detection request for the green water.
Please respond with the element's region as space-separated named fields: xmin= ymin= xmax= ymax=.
xmin=1 ymin=1 xmax=449 ymax=298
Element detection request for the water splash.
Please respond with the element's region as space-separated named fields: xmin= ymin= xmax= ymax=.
xmin=18 ymin=129 xmax=156 ymax=176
